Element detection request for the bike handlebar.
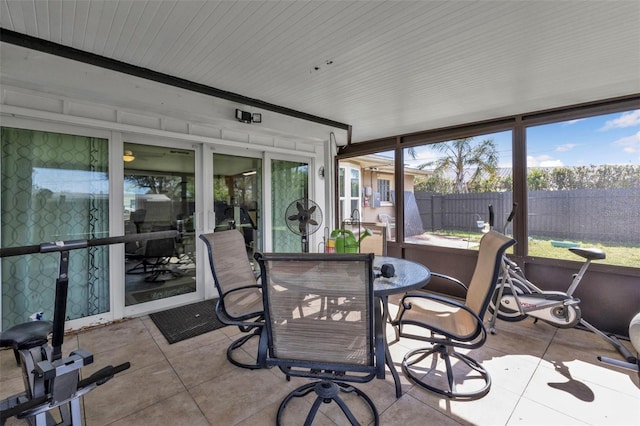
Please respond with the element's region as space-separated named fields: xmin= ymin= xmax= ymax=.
xmin=0 ymin=362 xmax=131 ymax=422
xmin=488 ymin=205 xmax=494 ymax=227
xmin=488 ymin=203 xmax=518 ymax=233
xmin=507 ymin=203 xmax=518 ymax=223
xmin=77 ymin=362 xmax=131 ymax=388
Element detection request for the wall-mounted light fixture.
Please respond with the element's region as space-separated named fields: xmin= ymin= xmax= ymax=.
xmin=123 ymin=149 xmax=135 ymax=162
xmin=236 ymin=109 xmax=262 ymax=124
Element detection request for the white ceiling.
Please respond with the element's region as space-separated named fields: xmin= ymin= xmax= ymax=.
xmin=1 ymin=0 xmax=639 ymax=143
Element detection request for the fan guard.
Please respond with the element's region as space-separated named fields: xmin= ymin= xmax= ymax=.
xmin=285 ymin=198 xmax=323 ymax=252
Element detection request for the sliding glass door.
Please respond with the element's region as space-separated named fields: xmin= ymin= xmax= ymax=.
xmin=123 ymin=143 xmax=196 ymax=306
xmin=271 ymin=159 xmax=309 ymax=253
xmin=212 ymin=153 xmax=262 ymax=265
xmin=1 ymin=127 xmax=110 ymax=328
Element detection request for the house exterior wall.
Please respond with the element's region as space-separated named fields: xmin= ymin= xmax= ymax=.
xmin=0 ymin=42 xmax=346 ymax=235
xmin=359 ymin=170 xmax=415 ymax=224
xmin=0 ymin=42 xmax=346 ymax=328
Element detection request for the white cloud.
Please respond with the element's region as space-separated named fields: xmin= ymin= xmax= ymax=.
xmin=404 ymin=147 xmax=441 ymax=168
xmin=613 ymin=131 xmax=640 ymax=153
xmin=601 ymin=110 xmax=640 ymax=130
xmin=555 ymin=143 xmax=577 ymax=152
xmin=527 ymin=155 xmax=564 ymax=167
xmin=564 ymin=118 xmax=586 ymax=126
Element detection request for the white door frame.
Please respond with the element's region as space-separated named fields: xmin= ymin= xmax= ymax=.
xmin=264 ymin=151 xmax=323 ymax=253
xmin=121 ymin=133 xmax=203 ymax=318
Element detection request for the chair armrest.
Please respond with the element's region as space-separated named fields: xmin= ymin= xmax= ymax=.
xmin=401 ymin=291 xmax=467 ymax=311
xmin=215 ymin=310 xmax=263 ymax=329
xmin=217 ymin=284 xmax=264 ymax=327
xmin=399 ymin=291 xmax=487 ymax=345
xmin=429 ymin=272 xmax=468 ymax=293
xmin=221 ymin=283 xmax=262 ymax=298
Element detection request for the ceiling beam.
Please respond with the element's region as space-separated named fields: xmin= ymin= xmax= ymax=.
xmin=0 ymin=28 xmax=350 ymax=132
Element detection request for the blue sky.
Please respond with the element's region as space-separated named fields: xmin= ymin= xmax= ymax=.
xmin=405 ymin=109 xmax=640 ymax=169
xmin=30 ymin=110 xmax=640 ymax=194
xmin=526 ymin=109 xmax=640 ymax=167
xmin=33 ymin=168 xmax=109 ymax=195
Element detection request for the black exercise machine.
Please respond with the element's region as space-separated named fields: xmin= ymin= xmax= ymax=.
xmin=0 ymin=231 xmax=176 ymax=426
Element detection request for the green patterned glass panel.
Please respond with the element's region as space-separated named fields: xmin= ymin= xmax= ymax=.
xmin=272 ymin=160 xmax=308 ymax=252
xmin=1 ymin=127 xmax=109 ymax=329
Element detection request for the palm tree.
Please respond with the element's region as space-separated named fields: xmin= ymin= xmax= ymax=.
xmin=420 ymin=138 xmax=498 ymax=193
xmin=406 ymin=146 xmax=417 ymax=160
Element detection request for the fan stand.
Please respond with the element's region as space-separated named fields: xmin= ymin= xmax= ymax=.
xmin=298 ymin=213 xmax=310 ymax=253
xmin=285 ymin=198 xmax=322 ymax=254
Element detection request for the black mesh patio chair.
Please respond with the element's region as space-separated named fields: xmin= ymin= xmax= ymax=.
xmin=394 ymin=230 xmax=515 ymax=399
xmin=141 ymin=235 xmax=176 ymax=282
xmin=126 ymin=226 xmax=177 ymax=281
xmin=254 ymin=252 xmax=385 ymax=426
xmin=200 ymin=230 xmax=264 ymax=369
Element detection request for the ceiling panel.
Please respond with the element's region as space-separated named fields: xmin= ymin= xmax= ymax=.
xmin=1 ymin=0 xmax=639 ymax=142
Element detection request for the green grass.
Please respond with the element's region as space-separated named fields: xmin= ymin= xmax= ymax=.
xmin=527 ymin=237 xmax=639 ymax=267
xmin=423 ymin=230 xmax=640 ymax=268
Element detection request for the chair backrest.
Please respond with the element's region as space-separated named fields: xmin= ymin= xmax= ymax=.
xmin=255 ymin=252 xmax=377 ymax=379
xmin=465 ymin=230 xmax=516 ymax=315
xmin=199 ymin=230 xmax=258 ymax=317
xmin=124 ymin=220 xmax=139 ymax=254
xmin=378 ymin=214 xmax=395 ymax=240
xmin=144 ymin=234 xmax=175 ymax=257
xmin=129 ymin=208 xmax=146 ymax=233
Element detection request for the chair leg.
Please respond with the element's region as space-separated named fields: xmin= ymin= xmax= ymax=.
xmin=276 ymin=380 xmax=379 ymax=426
xmin=448 ymin=350 xmax=491 ymax=398
xmin=277 ymin=382 xmax=317 ymax=425
xmin=402 ymin=344 xmax=491 ymax=400
xmin=226 ymin=327 xmax=263 ymax=370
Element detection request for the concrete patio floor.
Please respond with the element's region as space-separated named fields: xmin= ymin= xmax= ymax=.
xmin=2 ymin=299 xmax=638 ymax=425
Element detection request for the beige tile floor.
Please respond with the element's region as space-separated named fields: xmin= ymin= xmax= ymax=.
xmin=2 ymin=305 xmax=639 ymax=426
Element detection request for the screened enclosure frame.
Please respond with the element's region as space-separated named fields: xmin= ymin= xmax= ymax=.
xmin=336 ymin=93 xmax=640 ymax=274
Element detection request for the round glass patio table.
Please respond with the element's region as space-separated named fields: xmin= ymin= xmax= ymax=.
xmin=373 ymin=256 xmax=431 ymax=398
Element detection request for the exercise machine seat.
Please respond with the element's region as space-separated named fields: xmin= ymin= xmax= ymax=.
xmin=0 ymin=320 xmax=53 ymax=365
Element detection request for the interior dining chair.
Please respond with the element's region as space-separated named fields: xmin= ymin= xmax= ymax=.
xmin=199 ymin=230 xmax=264 ymax=370
xmin=126 ymin=227 xmax=176 ymax=281
xmin=254 ymin=252 xmax=385 ymax=426
xmin=141 ymin=235 xmax=177 ymax=282
xmin=394 ymin=230 xmax=515 ymax=399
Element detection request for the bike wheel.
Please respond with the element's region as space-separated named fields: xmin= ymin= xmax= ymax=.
xmin=489 ymin=277 xmax=531 ymax=322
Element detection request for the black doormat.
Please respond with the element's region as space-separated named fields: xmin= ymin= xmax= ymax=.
xmin=149 ymin=299 xmax=225 ymax=344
